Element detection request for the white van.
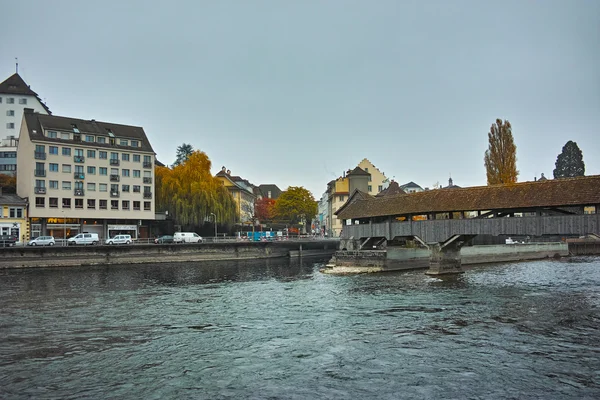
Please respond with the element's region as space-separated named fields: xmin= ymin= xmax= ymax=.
xmin=173 ymin=232 xmax=203 ymax=243
xmin=67 ymin=233 xmax=100 ymax=246
xmin=105 ymin=234 xmax=132 ymax=245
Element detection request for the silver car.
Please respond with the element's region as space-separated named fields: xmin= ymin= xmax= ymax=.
xmin=27 ymin=236 xmax=56 ymax=246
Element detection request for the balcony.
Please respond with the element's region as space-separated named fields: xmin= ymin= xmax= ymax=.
xmin=143 ymin=177 xmax=152 ymax=184
xmin=110 ymin=159 xmax=120 ymax=166
xmin=143 ymin=192 xmax=152 ymax=199
xmin=34 ymin=187 xmax=46 ymax=194
xmin=34 ymin=169 xmax=46 ymax=177
xmin=73 ymin=172 xmax=85 ymax=179
xmin=110 ymin=191 xmax=120 ymax=198
xmin=34 ymin=151 xmax=46 ymax=160
xmin=74 ymin=155 xmax=85 ymax=163
xmin=74 ymin=189 xmax=84 ymax=196
xmin=110 ymin=174 xmax=120 ymax=182
xmin=143 ymin=161 xmax=152 ymax=168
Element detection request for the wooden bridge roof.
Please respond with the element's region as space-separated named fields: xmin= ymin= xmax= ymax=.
xmin=335 ymin=175 xmax=600 ymax=220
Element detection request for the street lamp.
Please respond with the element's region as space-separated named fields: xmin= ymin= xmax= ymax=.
xmin=210 ymin=213 xmax=217 ymax=241
xmin=62 ymin=210 xmax=67 ymax=246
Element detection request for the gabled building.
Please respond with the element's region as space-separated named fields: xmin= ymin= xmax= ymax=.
xmin=357 ymin=158 xmax=389 ymax=195
xmin=0 ymin=187 xmax=28 ymax=243
xmin=400 ymin=181 xmax=424 ymax=193
xmin=0 ymin=72 xmax=51 ymax=176
xmin=215 ymin=167 xmax=257 ymax=224
xmin=375 ymin=180 xmax=406 ymax=197
xmin=16 ymin=109 xmax=156 ymax=240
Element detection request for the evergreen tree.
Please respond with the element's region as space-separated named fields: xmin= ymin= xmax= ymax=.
xmin=484 ymin=118 xmax=519 ymax=185
xmin=553 ymin=140 xmax=585 ymax=178
xmin=172 ymin=143 xmax=194 ymax=167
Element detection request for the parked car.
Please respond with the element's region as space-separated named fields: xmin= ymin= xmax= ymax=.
xmin=27 ymin=236 xmax=56 ymax=246
xmin=155 ymin=235 xmax=174 ymax=244
xmin=105 ymin=234 xmax=132 ymax=245
xmin=67 ymin=233 xmax=100 ymax=246
xmin=173 ymin=232 xmax=203 ymax=243
xmin=0 ymin=235 xmax=17 ymax=247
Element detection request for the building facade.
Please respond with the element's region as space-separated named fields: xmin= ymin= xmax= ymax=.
xmin=0 ymin=188 xmax=28 ymax=244
xmin=215 ymin=167 xmax=256 ymax=225
xmin=357 ymin=158 xmax=389 ymax=195
xmin=0 ymin=73 xmax=51 ymax=176
xmin=16 ymin=109 xmax=156 ymax=240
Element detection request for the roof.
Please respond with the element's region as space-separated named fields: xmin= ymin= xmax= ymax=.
xmin=0 ymin=192 xmax=27 ymax=206
xmin=0 ymin=73 xmax=51 ymax=114
xmin=346 ymin=166 xmax=370 ymax=176
xmin=335 ymin=189 xmax=374 ymax=216
xmin=375 ymin=180 xmax=406 ymax=197
xmin=23 ymin=109 xmax=155 ymax=154
xmin=258 ymin=184 xmax=282 ymax=199
xmin=400 ymin=181 xmax=423 ymax=190
xmin=215 ymin=170 xmax=256 ymax=196
xmin=336 ymin=175 xmax=600 ymax=220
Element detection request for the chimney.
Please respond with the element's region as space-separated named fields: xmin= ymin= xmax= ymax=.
xmin=23 ymin=108 xmax=34 ymax=114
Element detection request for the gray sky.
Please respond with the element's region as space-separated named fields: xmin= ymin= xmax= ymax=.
xmin=3 ymin=0 xmax=599 ymax=198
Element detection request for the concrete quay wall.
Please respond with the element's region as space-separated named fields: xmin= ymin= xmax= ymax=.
xmin=0 ymin=240 xmax=338 ymax=269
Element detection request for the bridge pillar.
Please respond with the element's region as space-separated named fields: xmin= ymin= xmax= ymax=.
xmin=426 ymin=243 xmax=463 ymax=275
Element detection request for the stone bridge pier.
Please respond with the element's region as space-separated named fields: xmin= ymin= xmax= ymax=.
xmin=425 ymin=235 xmax=476 ymax=275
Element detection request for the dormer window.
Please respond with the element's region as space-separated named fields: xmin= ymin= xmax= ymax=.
xmin=106 ymin=128 xmax=115 ymax=138
xmin=130 ymin=140 xmax=139 ymax=147
xmin=71 ymin=124 xmax=80 ymax=133
xmin=120 ymin=139 xmax=129 ymax=146
xmin=47 ymin=130 xmax=57 ymax=138
xmin=97 ymin=137 xmax=106 ymax=144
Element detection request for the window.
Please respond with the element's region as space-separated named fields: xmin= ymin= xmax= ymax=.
xmin=47 ymin=131 xmax=58 ymax=138
xmin=122 ymin=185 xmax=130 ymax=192
xmin=120 ymin=139 xmax=129 ymax=146
xmin=368 ymin=185 xmax=372 ymax=192
xmin=87 ymin=150 xmax=96 ymax=158
xmin=143 ymin=170 xmax=151 ymax=178
xmin=6 ymin=123 xmax=14 ymax=129
xmin=62 ymin=164 xmax=71 ymax=173
xmin=133 ymin=154 xmax=140 ymax=162
xmin=60 ymin=132 xmax=70 ymax=140
xmin=122 ymin=169 xmax=130 ymax=177
xmin=131 ymin=140 xmax=139 ymax=148
xmin=133 ymin=185 xmax=140 ymax=193
xmin=35 ymin=179 xmax=45 ymax=188
xmin=9 ymin=207 xmax=24 ymax=218
xmin=74 ymin=165 xmax=84 ymax=174
xmin=49 ymin=180 xmax=59 ymax=189
xmin=49 ymin=198 xmax=59 ymax=208
xmin=87 ymin=166 xmax=96 ymax=174
xmin=338 ymin=195 xmax=345 ymax=202
xmin=62 ymin=147 xmax=71 ymax=156
xmin=49 ymin=163 xmax=59 ymax=172
xmin=111 ymin=184 xmax=119 ymax=193
xmin=87 ymin=199 xmax=96 ymax=209
xmin=6 ymin=110 xmax=14 ymax=116
xmin=111 ymin=200 xmax=119 ymax=210
xmin=378 ymin=185 xmax=383 ymax=192
xmin=85 ymin=135 xmax=94 ymax=142
xmin=71 ymin=124 xmax=79 ymax=133
xmin=143 ymin=155 xmax=152 ymax=164
xmin=19 ymin=98 xmax=27 ymax=105
xmin=133 ymin=201 xmax=140 ymax=210
xmin=97 ymin=137 xmax=106 ymax=144
xmin=49 ymin=146 xmax=58 ymax=155
xmin=62 ymin=181 xmax=72 ymax=190
xmin=144 ymin=202 xmax=151 ymax=211
xmin=99 ymin=151 xmax=107 ymax=159
xmin=111 ymin=168 xmax=119 ymax=175
xmin=110 ymin=152 xmax=118 ymax=160
xmin=122 ymin=153 xmax=130 ymax=161
xmin=62 ymin=198 xmax=71 ymax=208
xmin=133 ymin=170 xmax=141 ymax=178
xmin=99 ymin=200 xmax=107 ymax=210
xmin=7 ymin=97 xmax=14 ymax=104
xmin=35 ymin=197 xmax=45 ymax=207
xmin=99 ymin=183 xmax=107 ymax=192
xmin=122 ymin=200 xmax=130 ymax=210
xmin=99 ymin=167 xmax=108 ymax=175
xmin=75 ymin=199 xmax=84 ymax=209
xmin=87 ymin=182 xmax=96 ymax=191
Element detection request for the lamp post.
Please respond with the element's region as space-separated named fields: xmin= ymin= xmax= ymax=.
xmin=62 ymin=210 xmax=67 ymax=246
xmin=210 ymin=213 xmax=217 ymax=241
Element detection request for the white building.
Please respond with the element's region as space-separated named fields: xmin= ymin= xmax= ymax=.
xmin=0 ymin=73 xmax=51 ymax=175
xmin=16 ymin=108 xmax=156 ymax=240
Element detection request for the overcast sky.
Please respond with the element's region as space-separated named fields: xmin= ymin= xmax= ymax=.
xmin=3 ymin=0 xmax=599 ymax=198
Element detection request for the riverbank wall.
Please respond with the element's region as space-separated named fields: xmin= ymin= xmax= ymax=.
xmin=0 ymin=240 xmax=338 ymax=269
xmin=324 ymin=242 xmax=571 ymax=274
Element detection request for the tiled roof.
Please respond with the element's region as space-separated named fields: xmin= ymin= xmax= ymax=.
xmin=399 ymin=181 xmax=423 ymax=190
xmin=0 ymin=73 xmax=51 ymax=114
xmin=0 ymin=192 xmax=27 ymax=205
xmin=336 ymin=175 xmax=600 ymax=219
xmin=375 ymin=181 xmax=406 ymax=197
xmin=23 ymin=110 xmax=155 ymax=153
xmin=347 ymin=166 xmax=370 ymax=176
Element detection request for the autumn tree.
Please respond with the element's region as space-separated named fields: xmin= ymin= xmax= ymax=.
xmin=273 ymin=187 xmax=317 ymax=227
xmin=155 ymin=150 xmax=237 ymax=229
xmin=172 ymin=143 xmax=194 ymax=167
xmin=0 ymin=174 xmax=16 ymax=193
xmin=484 ymin=118 xmax=519 ymax=185
xmin=553 ymin=140 xmax=585 ymax=179
xmin=255 ymin=197 xmax=276 ymax=223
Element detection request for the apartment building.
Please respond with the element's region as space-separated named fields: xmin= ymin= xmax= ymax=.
xmin=215 ymin=167 xmax=256 ymax=224
xmin=0 ymin=73 xmax=51 ymax=176
xmin=16 ymin=109 xmax=155 ymax=240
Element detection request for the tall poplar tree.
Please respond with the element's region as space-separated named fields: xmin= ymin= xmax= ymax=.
xmin=484 ymin=118 xmax=519 ymax=185
xmin=553 ymin=140 xmax=585 ymax=178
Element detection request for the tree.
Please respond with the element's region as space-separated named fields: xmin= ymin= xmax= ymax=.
xmin=273 ymin=187 xmax=317 ymax=226
xmin=172 ymin=143 xmax=194 ymax=167
xmin=255 ymin=197 xmax=276 ymax=223
xmin=155 ymin=150 xmax=237 ymax=229
xmin=0 ymin=174 xmax=16 ymax=193
xmin=484 ymin=118 xmax=519 ymax=185
xmin=553 ymin=140 xmax=585 ymax=179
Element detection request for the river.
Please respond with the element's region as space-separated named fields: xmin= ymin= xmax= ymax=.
xmin=1 ymin=256 xmax=599 ymax=399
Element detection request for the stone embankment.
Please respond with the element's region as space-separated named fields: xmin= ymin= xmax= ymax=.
xmin=0 ymin=240 xmax=337 ymax=269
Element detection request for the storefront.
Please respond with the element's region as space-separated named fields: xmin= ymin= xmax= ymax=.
xmin=45 ymin=217 xmax=81 ymax=239
xmin=107 ymin=224 xmax=138 ymax=240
